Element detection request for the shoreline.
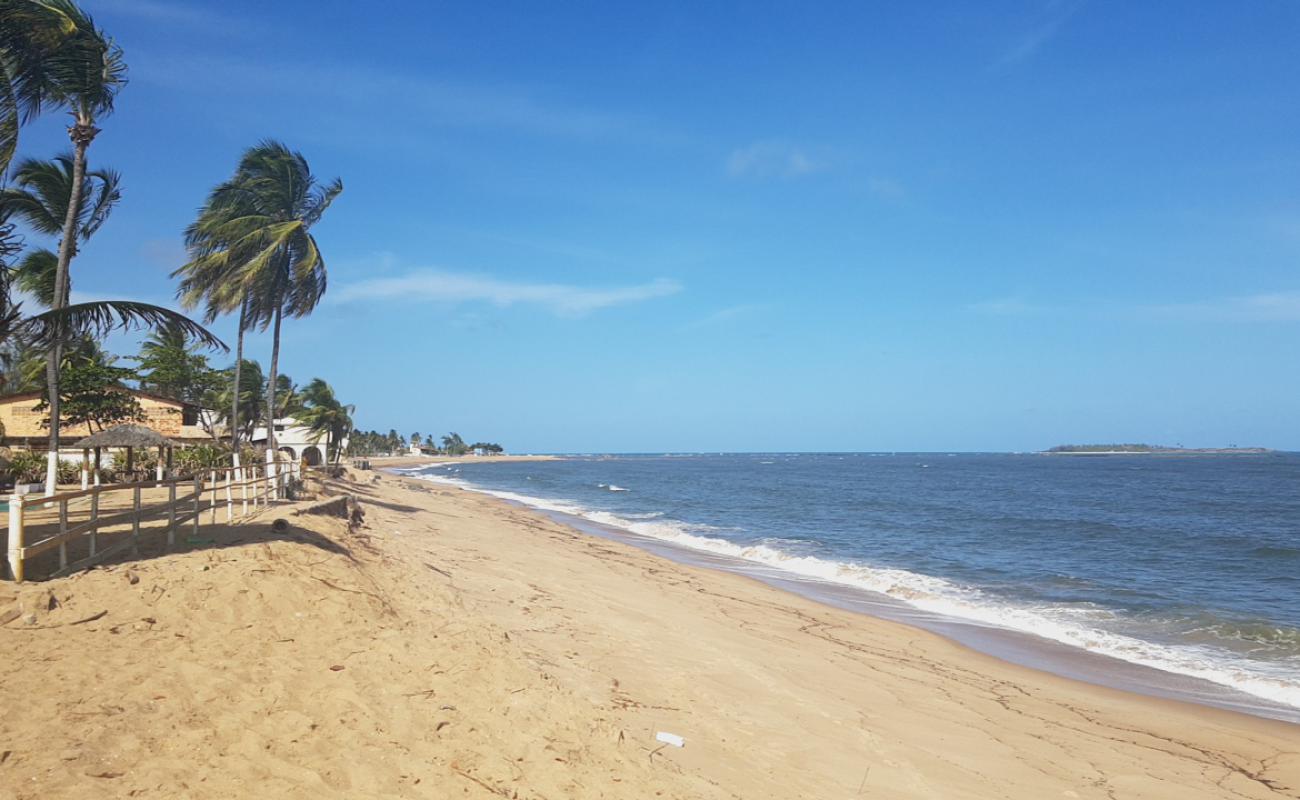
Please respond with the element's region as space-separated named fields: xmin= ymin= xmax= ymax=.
xmin=364 ymin=454 xmax=559 ymax=469
xmin=394 ymin=462 xmax=1300 ymax=726
xmin=4 ymin=467 xmax=1297 ymax=797
xmin=374 ymin=469 xmax=1299 ymax=797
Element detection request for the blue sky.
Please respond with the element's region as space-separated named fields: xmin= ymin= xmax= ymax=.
xmin=13 ymin=0 xmax=1300 ymax=452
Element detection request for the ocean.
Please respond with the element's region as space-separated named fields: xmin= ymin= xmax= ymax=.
xmin=402 ymin=453 xmax=1300 ymax=722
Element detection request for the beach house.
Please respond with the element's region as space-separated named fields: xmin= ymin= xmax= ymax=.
xmin=0 ymin=390 xmax=215 ymax=453
xmin=250 ymin=416 xmax=343 ymax=466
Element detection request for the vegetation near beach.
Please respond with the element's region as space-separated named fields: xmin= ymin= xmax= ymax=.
xmin=0 ymin=0 xmax=503 ymax=485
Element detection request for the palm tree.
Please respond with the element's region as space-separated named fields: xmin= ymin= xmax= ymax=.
xmin=0 ymin=167 xmax=225 ymax=490
xmin=13 ymin=248 xmax=56 ymax=305
xmin=213 ymin=358 xmax=264 ymax=446
xmin=441 ymin=432 xmax=467 ymax=456
xmin=0 ymin=0 xmax=126 ymax=491
xmin=297 ymin=378 xmax=353 ymax=465
xmin=175 ymin=140 xmax=341 ymax=465
xmin=0 ymin=0 xmax=96 ymax=173
xmin=0 ymin=153 xmax=120 ymax=306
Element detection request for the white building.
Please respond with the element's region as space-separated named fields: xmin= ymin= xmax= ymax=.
xmin=250 ymin=417 xmax=344 ymax=466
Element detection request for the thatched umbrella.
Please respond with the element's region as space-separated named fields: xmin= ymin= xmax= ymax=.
xmin=73 ymin=424 xmax=175 ymax=487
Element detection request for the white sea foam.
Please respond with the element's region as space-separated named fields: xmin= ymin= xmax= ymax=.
xmin=406 ymin=470 xmax=1300 ymax=710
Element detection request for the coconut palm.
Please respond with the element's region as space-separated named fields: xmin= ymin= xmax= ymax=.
xmin=0 ymin=0 xmax=126 ymax=490
xmin=297 ymin=378 xmax=353 ymax=465
xmin=1 ymin=153 xmax=120 ymax=304
xmin=0 ymin=0 xmax=93 ymax=173
xmin=174 ymin=140 xmax=340 ymax=460
xmin=0 ymin=154 xmax=119 ymax=243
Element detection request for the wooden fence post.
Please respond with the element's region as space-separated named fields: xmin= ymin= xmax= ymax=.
xmin=89 ymin=486 xmax=99 ymax=558
xmin=8 ymin=494 xmax=24 ymax=583
xmin=167 ymin=480 xmax=177 ymax=548
xmin=192 ymin=475 xmax=201 ymax=540
xmin=58 ymin=498 xmax=68 ymax=571
xmin=209 ymin=470 xmax=218 ymax=524
xmin=225 ymin=470 xmax=233 ymax=522
xmin=132 ymin=484 xmax=142 ymax=556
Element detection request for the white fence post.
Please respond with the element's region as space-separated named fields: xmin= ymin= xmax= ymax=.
xmin=266 ymin=449 xmax=277 ymax=501
xmin=8 ymin=494 xmax=24 ymax=583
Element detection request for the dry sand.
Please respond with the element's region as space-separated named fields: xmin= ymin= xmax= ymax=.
xmin=1 ymin=467 xmax=1296 ymax=799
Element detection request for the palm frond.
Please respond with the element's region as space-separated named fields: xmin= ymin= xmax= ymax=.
xmin=14 ymin=246 xmax=57 ymax=306
xmin=20 ymin=300 xmax=228 ymax=352
xmin=303 ymin=177 xmax=343 ymax=227
xmin=79 ymin=164 xmax=121 ymax=238
xmin=0 ymin=69 xmax=17 ymax=174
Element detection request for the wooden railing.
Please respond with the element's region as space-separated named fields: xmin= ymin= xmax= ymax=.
xmin=4 ymin=458 xmax=302 ymax=582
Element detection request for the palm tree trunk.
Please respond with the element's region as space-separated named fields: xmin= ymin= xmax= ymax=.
xmin=229 ymin=299 xmax=247 ymax=465
xmin=265 ymin=303 xmax=282 ymax=456
xmin=43 ymin=126 xmax=93 ymax=495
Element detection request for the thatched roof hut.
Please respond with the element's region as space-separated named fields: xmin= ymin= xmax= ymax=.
xmin=73 ymin=424 xmax=175 ymax=485
xmin=74 ymin=424 xmax=173 ymax=450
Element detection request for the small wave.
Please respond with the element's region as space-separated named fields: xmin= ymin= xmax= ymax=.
xmin=597 ymin=483 xmax=630 ymax=492
xmin=405 ymin=470 xmax=1300 ymax=710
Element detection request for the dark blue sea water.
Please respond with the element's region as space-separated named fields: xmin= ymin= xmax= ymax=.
xmin=405 ymin=453 xmax=1300 ymax=716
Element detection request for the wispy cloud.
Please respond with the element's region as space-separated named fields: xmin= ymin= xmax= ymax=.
xmin=996 ymin=0 xmax=1084 ymax=67
xmin=966 ymin=296 xmax=1050 ymax=316
xmin=140 ymin=238 xmax=186 ymax=271
xmin=92 ymin=0 xmax=249 ymax=35
xmin=333 ymin=269 xmax=682 ymax=316
xmin=1142 ymin=291 xmax=1300 ymax=322
xmin=726 ymin=141 xmax=822 ymax=179
xmin=132 ymin=52 xmax=660 ymax=143
xmin=968 ymin=290 xmax=1300 ymax=322
xmin=681 ymin=303 xmax=765 ymax=331
xmin=866 ymin=176 xmax=906 ymax=202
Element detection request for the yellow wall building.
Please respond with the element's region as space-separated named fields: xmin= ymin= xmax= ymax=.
xmin=0 ymin=390 xmax=214 ymax=449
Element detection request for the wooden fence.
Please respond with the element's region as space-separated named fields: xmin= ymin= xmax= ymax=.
xmin=3 ymin=458 xmax=302 ymax=583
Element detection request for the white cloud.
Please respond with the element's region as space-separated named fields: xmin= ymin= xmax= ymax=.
xmin=1143 ymin=291 xmax=1300 ymax=322
xmin=681 ymin=304 xmax=765 ymax=331
xmin=131 ymin=52 xmax=656 ymax=142
xmin=333 ymin=269 xmax=682 ymax=316
xmin=996 ymin=0 xmax=1084 ymax=67
xmin=140 ymin=238 xmax=187 ymax=271
xmin=92 ymin=0 xmax=248 ymax=34
xmin=726 ymin=142 xmax=822 ymax=179
xmin=968 ymin=290 xmax=1300 ymax=323
xmin=967 ymin=296 xmax=1048 ymax=316
xmin=867 ymin=176 xmax=906 ymax=201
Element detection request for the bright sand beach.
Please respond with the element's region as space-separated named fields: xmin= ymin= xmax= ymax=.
xmin=1 ymin=465 xmax=1297 ymax=799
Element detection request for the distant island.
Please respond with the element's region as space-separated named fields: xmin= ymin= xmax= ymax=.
xmin=1044 ymin=444 xmax=1273 ymax=455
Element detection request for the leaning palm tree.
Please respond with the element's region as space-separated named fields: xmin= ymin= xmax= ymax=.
xmin=174 ymin=140 xmax=340 ymax=461
xmin=1 ymin=153 xmax=120 ymax=305
xmin=0 ymin=0 xmax=125 ymax=490
xmin=297 ymin=378 xmax=353 ymax=466
xmin=0 ymin=0 xmax=91 ymax=173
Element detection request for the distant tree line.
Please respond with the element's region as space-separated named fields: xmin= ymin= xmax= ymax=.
xmin=1047 ymin=444 xmax=1157 ymax=453
xmin=346 ymin=429 xmax=504 ymax=457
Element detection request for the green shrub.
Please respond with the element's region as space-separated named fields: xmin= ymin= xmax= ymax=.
xmin=56 ymin=460 xmax=81 ymax=485
xmin=6 ymin=451 xmax=46 ymax=484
